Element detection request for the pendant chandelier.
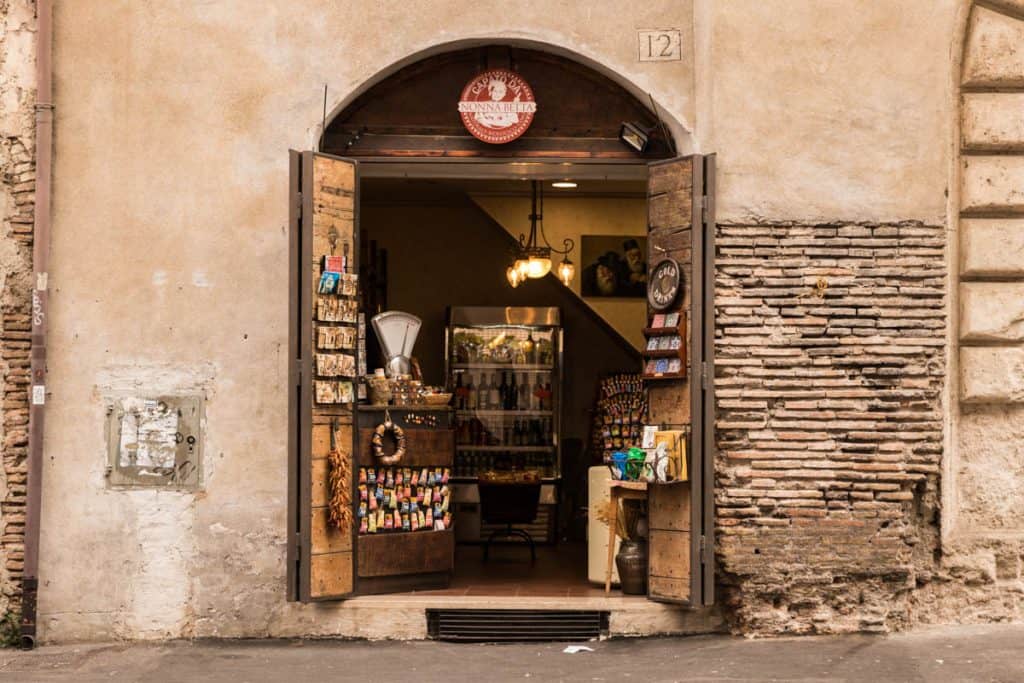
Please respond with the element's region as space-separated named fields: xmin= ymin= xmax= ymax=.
xmin=506 ymin=180 xmax=576 ymax=288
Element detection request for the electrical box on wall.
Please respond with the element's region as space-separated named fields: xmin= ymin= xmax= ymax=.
xmin=105 ymin=395 xmax=203 ymax=490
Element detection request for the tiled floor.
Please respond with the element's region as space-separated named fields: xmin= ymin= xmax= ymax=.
xmin=411 ymin=542 xmax=621 ymax=598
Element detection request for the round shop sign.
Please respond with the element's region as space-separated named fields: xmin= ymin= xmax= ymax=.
xmin=458 ymin=69 xmax=537 ymax=144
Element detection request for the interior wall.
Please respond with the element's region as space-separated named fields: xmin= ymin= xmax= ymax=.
xmin=470 ymin=194 xmax=648 ymax=350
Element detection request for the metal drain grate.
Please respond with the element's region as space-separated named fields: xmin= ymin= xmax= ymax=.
xmin=426 ymin=609 xmax=609 ymax=642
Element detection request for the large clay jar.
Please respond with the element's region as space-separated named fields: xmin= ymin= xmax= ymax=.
xmin=615 ymin=538 xmax=648 ymax=595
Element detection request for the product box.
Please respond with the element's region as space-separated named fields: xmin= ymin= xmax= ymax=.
xmin=652 ymin=429 xmax=687 ymax=482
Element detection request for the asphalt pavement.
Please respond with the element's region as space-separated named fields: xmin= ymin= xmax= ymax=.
xmin=0 ymin=623 xmax=1022 ymax=682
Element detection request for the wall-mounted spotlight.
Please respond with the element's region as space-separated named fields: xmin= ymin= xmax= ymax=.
xmin=619 ymin=122 xmax=650 ymax=153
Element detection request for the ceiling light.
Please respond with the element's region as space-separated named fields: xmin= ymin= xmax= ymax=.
xmin=505 ymin=181 xmax=576 ymax=288
xmin=557 ymin=258 xmax=576 ymax=287
xmin=551 ymin=180 xmax=577 ymax=189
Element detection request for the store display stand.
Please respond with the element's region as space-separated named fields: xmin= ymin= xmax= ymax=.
xmin=642 ymin=312 xmax=687 ymax=381
xmin=355 ymin=405 xmax=455 ymax=594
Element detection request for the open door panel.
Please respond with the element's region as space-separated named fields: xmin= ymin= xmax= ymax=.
xmin=645 ymin=155 xmax=715 ymax=607
xmin=288 ymin=150 xmax=360 ymax=602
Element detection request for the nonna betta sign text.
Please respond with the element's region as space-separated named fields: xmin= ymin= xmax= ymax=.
xmin=457 ymin=69 xmax=537 ymax=144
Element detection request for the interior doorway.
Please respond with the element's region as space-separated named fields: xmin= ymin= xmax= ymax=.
xmin=287 ymin=44 xmax=716 ymax=617
xmin=359 ymin=174 xmax=648 ymax=597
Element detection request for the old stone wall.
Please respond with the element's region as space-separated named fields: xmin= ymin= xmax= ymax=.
xmin=0 ymin=0 xmax=35 ymax=620
xmin=714 ymin=221 xmax=946 ymax=633
xmin=909 ymin=0 xmax=1024 ymax=626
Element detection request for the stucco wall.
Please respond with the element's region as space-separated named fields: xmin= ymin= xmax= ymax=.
xmin=25 ymin=0 xmax=994 ymax=641
xmin=40 ymin=0 xmax=699 ymax=642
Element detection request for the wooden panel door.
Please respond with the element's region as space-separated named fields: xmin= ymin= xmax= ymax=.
xmin=645 ymin=155 xmax=715 ymax=606
xmin=288 ymin=151 xmax=360 ymax=602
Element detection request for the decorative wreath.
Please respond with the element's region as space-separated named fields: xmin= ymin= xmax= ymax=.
xmin=371 ymin=417 xmax=406 ymax=465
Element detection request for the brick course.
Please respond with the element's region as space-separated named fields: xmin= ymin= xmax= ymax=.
xmin=713 ymin=221 xmax=946 ymax=634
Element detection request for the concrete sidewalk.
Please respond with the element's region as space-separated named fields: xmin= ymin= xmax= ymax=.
xmin=0 ymin=624 xmax=1021 ymax=682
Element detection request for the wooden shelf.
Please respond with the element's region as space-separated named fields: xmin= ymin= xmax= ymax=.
xmin=643 ymin=325 xmax=684 ymax=337
xmin=643 ymin=349 xmax=683 ymax=358
xmin=642 ymin=372 xmax=686 ymax=381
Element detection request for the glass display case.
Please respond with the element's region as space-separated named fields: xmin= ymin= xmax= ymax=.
xmin=446 ymin=307 xmax=562 ymax=482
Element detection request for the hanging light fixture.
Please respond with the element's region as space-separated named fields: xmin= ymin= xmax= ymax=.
xmin=557 ymin=257 xmax=575 ymax=286
xmin=507 ymin=180 xmax=575 ymax=287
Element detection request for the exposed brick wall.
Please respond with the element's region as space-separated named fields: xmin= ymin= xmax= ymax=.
xmin=0 ymin=0 xmax=37 ymax=615
xmin=713 ymin=221 xmax=946 ymax=634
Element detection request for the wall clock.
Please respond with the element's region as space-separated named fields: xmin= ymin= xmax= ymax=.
xmin=648 ymin=258 xmax=682 ymax=311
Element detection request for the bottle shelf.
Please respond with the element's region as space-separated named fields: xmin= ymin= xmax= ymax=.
xmin=452 ymin=363 xmax=554 ymax=371
xmin=456 ymin=409 xmax=553 ymax=417
xmin=456 ymin=445 xmax=556 ymax=452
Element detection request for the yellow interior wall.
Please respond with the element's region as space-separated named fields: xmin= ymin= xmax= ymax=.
xmin=471 ymin=194 xmax=647 ymax=350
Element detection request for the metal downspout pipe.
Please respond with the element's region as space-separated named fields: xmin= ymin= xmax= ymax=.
xmin=21 ymin=0 xmax=53 ymax=650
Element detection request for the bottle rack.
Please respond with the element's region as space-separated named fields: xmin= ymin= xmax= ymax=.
xmin=642 ymin=311 xmax=687 ymax=380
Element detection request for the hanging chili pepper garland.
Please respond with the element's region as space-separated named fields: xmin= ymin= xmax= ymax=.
xmin=327 ymin=418 xmax=352 ymax=530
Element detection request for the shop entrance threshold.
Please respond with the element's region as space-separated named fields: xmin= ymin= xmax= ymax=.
xmin=338 ymin=592 xmax=724 ymax=639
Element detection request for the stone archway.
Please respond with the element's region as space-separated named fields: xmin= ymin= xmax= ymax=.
xmin=925 ymin=0 xmax=1024 ymax=624
xmin=315 ymin=39 xmax=694 ymax=158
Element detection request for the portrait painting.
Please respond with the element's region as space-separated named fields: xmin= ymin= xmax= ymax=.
xmin=580 ymin=235 xmax=647 ymax=298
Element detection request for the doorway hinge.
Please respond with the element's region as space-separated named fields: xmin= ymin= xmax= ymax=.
xmin=294 ymin=192 xmax=303 ymax=219
xmin=699 ymin=535 xmax=706 ymax=565
xmin=701 ymin=361 xmax=708 ymax=390
xmin=701 ymin=195 xmax=710 ymax=224
xmin=294 ymin=360 xmax=303 ymax=386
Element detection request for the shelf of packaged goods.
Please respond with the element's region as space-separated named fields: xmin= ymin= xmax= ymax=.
xmin=455 ymin=409 xmax=553 ymax=417
xmin=451 ymin=363 xmax=554 ymax=371
xmin=455 ymin=445 xmax=556 ymax=452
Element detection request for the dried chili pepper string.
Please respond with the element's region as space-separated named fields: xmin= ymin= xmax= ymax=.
xmin=327 ymin=418 xmax=352 ymax=530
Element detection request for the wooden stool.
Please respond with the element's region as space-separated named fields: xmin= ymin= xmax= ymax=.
xmin=605 ymin=480 xmax=648 ymax=594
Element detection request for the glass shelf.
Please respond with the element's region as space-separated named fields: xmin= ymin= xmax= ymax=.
xmin=456 ymin=409 xmax=553 ymax=417
xmin=456 ymin=445 xmax=556 ymax=452
xmin=452 ymin=363 xmax=554 ymax=371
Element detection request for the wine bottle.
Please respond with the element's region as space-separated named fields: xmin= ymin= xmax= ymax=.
xmin=467 ymin=374 xmax=477 ymax=411
xmin=488 ymin=373 xmax=500 ymax=410
xmin=509 ymin=373 xmax=519 ymax=410
xmin=499 ymin=372 xmax=509 ymax=410
xmin=478 ymin=374 xmax=490 ymax=410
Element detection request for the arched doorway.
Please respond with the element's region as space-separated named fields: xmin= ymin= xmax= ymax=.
xmin=287 ymin=44 xmax=716 ymax=626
